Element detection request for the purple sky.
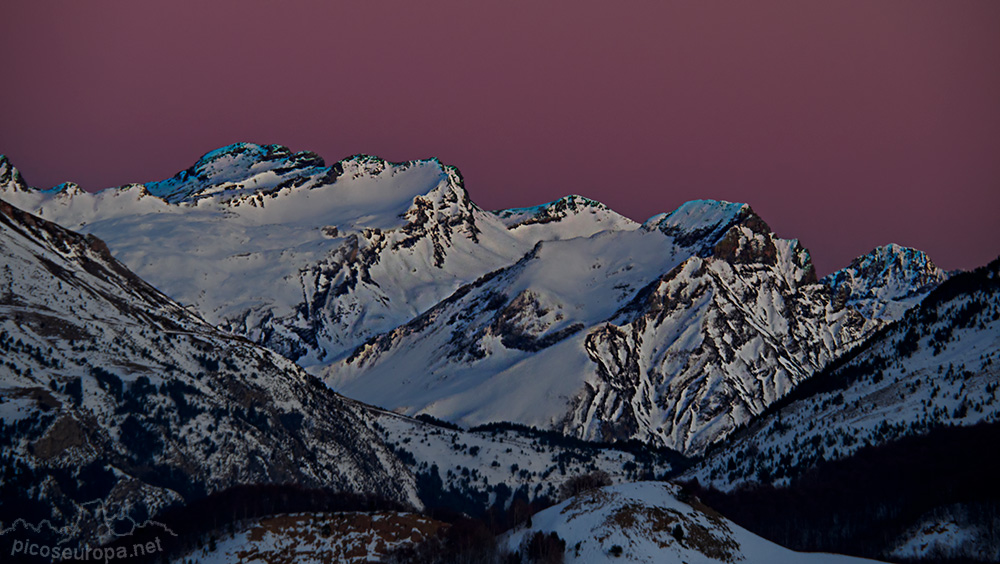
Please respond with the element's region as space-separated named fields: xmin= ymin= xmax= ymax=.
xmin=2 ymin=1 xmax=998 ymax=275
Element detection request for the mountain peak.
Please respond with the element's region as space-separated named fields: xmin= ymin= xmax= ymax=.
xmin=340 ymin=154 xmax=397 ymax=177
xmin=40 ymin=181 xmax=84 ymax=196
xmin=823 ymin=243 xmax=948 ymax=317
xmin=853 ymin=243 xmax=936 ymax=270
xmin=193 ymin=142 xmax=299 ymax=167
xmin=639 ymin=199 xmax=816 ymax=279
xmin=144 ymin=142 xmax=327 ymax=203
xmin=491 ymin=195 xmax=638 ymax=241
xmin=825 ymin=244 xmax=945 ymax=292
xmin=642 ymin=199 xmax=775 ymax=248
xmin=494 ymin=195 xmax=609 ymax=226
xmin=0 ymin=154 xmax=29 ymax=193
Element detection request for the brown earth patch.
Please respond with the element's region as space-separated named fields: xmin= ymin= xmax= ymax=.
xmin=12 ymin=310 xmax=91 ymax=341
xmin=8 ymin=386 xmax=62 ymax=410
xmin=31 ymin=415 xmax=87 ymax=459
xmin=232 ymin=511 xmax=445 ymax=564
xmin=598 ymin=498 xmax=741 ymax=563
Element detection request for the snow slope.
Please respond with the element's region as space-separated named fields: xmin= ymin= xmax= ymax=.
xmin=888 ymin=504 xmax=999 ymax=562
xmin=0 ymin=198 xmax=418 ymax=545
xmin=0 ymin=145 xmax=551 ymax=366
xmin=370 ymin=409 xmax=686 ymax=510
xmin=503 ymin=481 xmax=885 ymax=563
xmin=329 ymin=201 xmax=937 ymax=454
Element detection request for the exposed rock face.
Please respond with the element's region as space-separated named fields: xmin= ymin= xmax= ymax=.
xmin=679 ymin=258 xmax=1000 ymax=561
xmin=553 ymin=214 xmax=867 ymax=454
xmin=265 ymin=163 xmax=495 ymax=362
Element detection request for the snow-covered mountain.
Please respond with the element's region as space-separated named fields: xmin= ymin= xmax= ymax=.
xmin=329 ymin=200 xmax=940 ymax=454
xmin=686 ymin=255 xmax=1000 ymax=491
xmin=682 ymin=256 xmax=1000 ymax=560
xmin=493 ymin=194 xmax=638 ymax=238
xmin=823 ymin=243 xmax=948 ymax=321
xmin=3 ymin=144 xmax=986 ymax=564
xmin=0 ymin=155 xmax=29 ymax=194
xmin=0 ymin=146 xmax=653 ymax=371
xmin=0 ymin=145 xmax=538 ymax=366
xmin=0 ymin=147 xmax=948 ymax=457
xmin=503 ymin=481 xmax=884 ymax=563
xmin=0 ymin=198 xmax=418 ymax=545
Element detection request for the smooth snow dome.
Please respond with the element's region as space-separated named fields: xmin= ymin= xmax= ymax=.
xmin=643 ymin=199 xmax=748 ymax=234
xmin=504 ymin=482 xmax=885 ymax=563
xmin=493 ymin=194 xmax=639 ymax=239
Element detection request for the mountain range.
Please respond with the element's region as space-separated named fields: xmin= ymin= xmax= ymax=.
xmin=0 ymin=145 xmax=948 ymax=455
xmin=1 ymin=143 xmax=995 ymax=563
xmin=0 ymin=171 xmax=690 ymax=562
